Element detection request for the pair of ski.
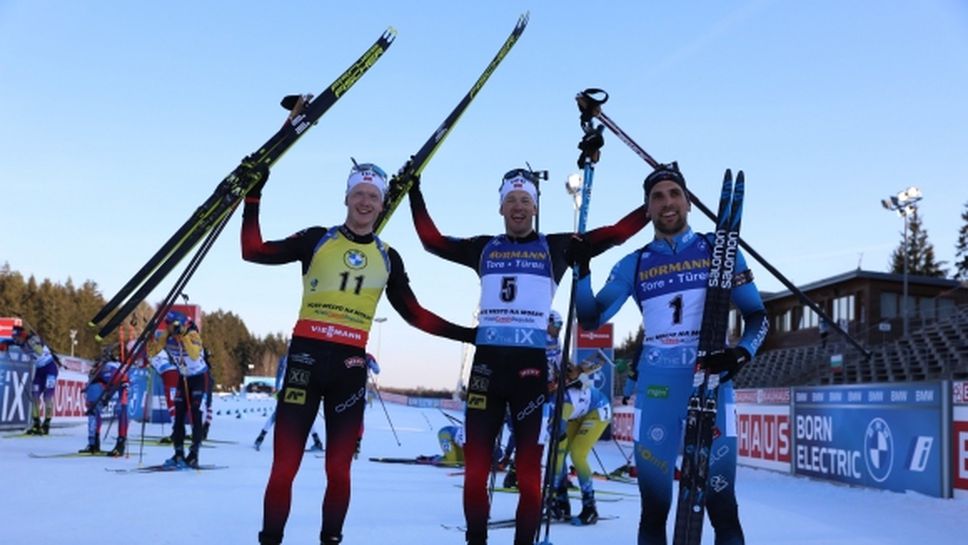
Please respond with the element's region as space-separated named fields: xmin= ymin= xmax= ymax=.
xmin=85 ymin=14 xmax=530 ymax=415
xmin=442 ymin=514 xmax=618 ymax=532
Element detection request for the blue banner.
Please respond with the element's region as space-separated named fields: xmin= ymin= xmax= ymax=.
xmin=792 ymin=382 xmax=948 ymax=497
xmin=127 ymin=367 xmax=170 ymax=423
xmin=0 ymin=355 xmax=33 ymax=430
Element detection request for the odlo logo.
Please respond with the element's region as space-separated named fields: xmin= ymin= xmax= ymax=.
xmin=647 ymin=385 xmax=669 ymax=399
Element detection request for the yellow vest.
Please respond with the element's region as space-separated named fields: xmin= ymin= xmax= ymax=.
xmin=293 ymin=227 xmax=390 ymax=347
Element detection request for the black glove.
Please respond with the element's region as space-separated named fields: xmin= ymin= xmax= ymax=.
xmin=621 ymin=396 xmax=630 ymax=406
xmin=702 ymin=346 xmax=751 ymax=382
xmin=398 ymin=157 xmax=420 ymax=192
xmin=565 ymin=235 xmax=593 ymax=278
xmin=577 ymin=125 xmax=605 ymax=168
xmin=242 ymin=163 xmax=270 ymax=198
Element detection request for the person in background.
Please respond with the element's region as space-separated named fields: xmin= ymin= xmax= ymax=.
xmin=149 ymin=310 xmax=209 ymax=469
xmin=7 ymin=326 xmax=58 ymax=435
xmin=80 ymin=345 xmax=129 ymax=457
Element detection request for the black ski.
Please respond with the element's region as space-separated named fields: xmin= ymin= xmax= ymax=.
xmin=90 ymin=28 xmax=396 ymax=340
xmin=106 ymin=463 xmax=228 ymax=474
xmin=442 ymin=514 xmax=618 ymax=531
xmin=368 ymin=456 xmax=463 ymax=467
xmin=672 ymin=170 xmax=745 ymax=545
xmin=373 ymin=12 xmax=528 ymax=233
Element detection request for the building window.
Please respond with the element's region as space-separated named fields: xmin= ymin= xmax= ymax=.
xmin=774 ymin=308 xmax=792 ymax=333
xmin=938 ymin=298 xmax=955 ymax=319
xmin=800 ymin=305 xmax=819 ymax=329
xmin=832 ymin=294 xmax=855 ymax=323
xmin=880 ymin=292 xmax=897 ymax=319
xmin=918 ymin=297 xmax=935 ymax=320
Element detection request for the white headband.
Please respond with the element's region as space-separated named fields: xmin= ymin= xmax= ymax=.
xmin=346 ymin=167 xmax=387 ymax=199
xmin=499 ymin=175 xmax=538 ymax=206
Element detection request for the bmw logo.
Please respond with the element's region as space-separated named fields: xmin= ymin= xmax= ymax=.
xmin=864 ymin=417 xmax=893 ymax=483
xmin=344 ymin=250 xmax=367 ymax=269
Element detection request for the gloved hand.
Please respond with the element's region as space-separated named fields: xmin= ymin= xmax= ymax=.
xmin=242 ymin=163 xmax=270 ymax=198
xmin=398 ymin=157 xmax=420 ymax=192
xmin=701 ymin=346 xmax=751 ymax=382
xmin=565 ymin=235 xmax=593 ymax=278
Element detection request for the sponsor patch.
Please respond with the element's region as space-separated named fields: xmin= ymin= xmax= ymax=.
xmin=467 ymin=393 xmax=487 ymax=410
xmin=518 ymin=367 xmax=541 ymax=378
xmin=289 ymin=352 xmax=316 ymax=366
xmin=344 ymin=249 xmax=367 ymax=269
xmin=344 ymin=356 xmax=366 ymax=369
xmin=646 ymin=385 xmax=669 ymax=399
xmin=469 ymin=376 xmax=490 ymax=391
xmin=649 ymin=425 xmax=666 ymax=443
xmin=287 ymin=368 xmax=310 ymax=386
xmin=283 ymin=388 xmax=307 ymax=405
xmin=471 ymin=364 xmax=492 ymax=376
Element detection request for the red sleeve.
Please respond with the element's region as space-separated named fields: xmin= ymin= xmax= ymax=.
xmin=583 ymin=204 xmax=648 ymax=256
xmin=408 ymin=185 xmax=487 ymax=270
xmin=384 ymin=247 xmax=475 ymax=344
xmin=241 ymin=198 xmax=320 ymax=271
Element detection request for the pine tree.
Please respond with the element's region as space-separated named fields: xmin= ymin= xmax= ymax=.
xmin=955 ymin=201 xmax=968 ymax=281
xmin=888 ymin=209 xmax=947 ymax=277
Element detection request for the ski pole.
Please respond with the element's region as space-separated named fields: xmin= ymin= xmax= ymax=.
xmin=579 ymin=90 xmax=870 ymax=360
xmin=537 ymin=88 xmax=608 ymax=545
xmin=369 ymin=370 xmax=401 ymax=446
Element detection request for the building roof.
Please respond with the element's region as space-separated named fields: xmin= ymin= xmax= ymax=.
xmin=761 ymin=269 xmax=963 ymax=303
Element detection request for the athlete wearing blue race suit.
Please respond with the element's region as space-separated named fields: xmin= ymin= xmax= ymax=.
xmin=575 ymin=165 xmax=768 ymax=545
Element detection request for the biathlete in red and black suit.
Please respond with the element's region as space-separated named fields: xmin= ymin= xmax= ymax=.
xmin=241 ymin=161 xmax=475 ymax=545
xmin=407 ymin=168 xmax=648 ymax=545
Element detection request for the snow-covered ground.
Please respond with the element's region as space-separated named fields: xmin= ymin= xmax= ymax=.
xmin=1 ymin=395 xmax=964 ymax=545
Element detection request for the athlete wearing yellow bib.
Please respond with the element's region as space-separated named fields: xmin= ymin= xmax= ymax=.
xmin=242 ymin=162 xmax=474 ymax=545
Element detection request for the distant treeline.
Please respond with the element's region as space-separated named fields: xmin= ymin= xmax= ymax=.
xmin=0 ymin=262 xmax=288 ymax=390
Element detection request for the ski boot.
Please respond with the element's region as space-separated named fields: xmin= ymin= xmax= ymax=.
xmin=164 ymin=450 xmax=187 ymax=469
xmin=320 ymin=532 xmax=342 ymax=544
xmin=502 ymin=462 xmax=518 ymax=489
xmin=574 ymin=491 xmax=598 ymax=525
xmin=185 ymin=449 xmax=199 ymax=469
xmin=107 ymin=437 xmax=126 ymax=457
xmin=547 ymin=485 xmax=571 ymax=520
xmin=41 ymin=418 xmax=51 ymax=435
xmin=25 ymin=418 xmax=43 ymax=435
xmin=254 ymin=430 xmax=267 ymax=451
xmin=257 ymin=530 xmax=282 ymax=545
xmin=308 ymin=432 xmax=324 ymax=452
xmin=78 ymin=437 xmax=101 ymax=454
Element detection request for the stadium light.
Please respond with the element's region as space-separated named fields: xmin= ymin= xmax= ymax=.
xmin=881 ymin=186 xmax=923 ymax=338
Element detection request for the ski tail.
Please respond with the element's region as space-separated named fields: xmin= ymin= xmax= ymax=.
xmin=90 ymin=28 xmax=395 ymax=338
xmin=374 ymin=13 xmax=528 ymax=233
xmin=673 ymin=169 xmax=745 ymax=545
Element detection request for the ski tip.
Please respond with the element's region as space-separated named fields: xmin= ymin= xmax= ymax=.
xmin=517 ymin=11 xmax=530 ymax=29
xmin=723 ymin=168 xmax=732 ymax=182
xmin=383 ymin=26 xmax=397 ymax=43
xmin=94 ymin=334 xmax=105 ymax=342
xmin=736 ymin=170 xmax=745 ymax=183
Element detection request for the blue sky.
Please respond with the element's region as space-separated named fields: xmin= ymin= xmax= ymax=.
xmin=2 ymin=1 xmax=967 ymax=389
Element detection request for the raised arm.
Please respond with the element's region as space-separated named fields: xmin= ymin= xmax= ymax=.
xmin=583 ymin=204 xmax=648 ymax=256
xmin=384 ymin=248 xmax=475 ymax=344
xmin=408 ymin=183 xmax=487 ymax=270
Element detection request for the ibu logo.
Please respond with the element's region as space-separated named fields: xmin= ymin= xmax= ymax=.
xmin=864 ymin=417 xmax=894 ymax=483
